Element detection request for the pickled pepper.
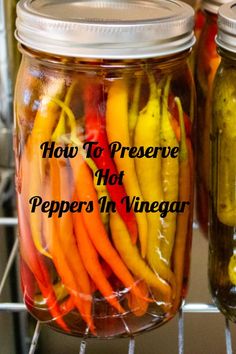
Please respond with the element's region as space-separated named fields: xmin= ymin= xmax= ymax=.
xmin=84 ymin=82 xmax=138 ymax=243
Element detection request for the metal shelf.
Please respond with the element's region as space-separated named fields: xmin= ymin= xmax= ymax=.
xmin=0 ymin=217 xmax=233 ymax=354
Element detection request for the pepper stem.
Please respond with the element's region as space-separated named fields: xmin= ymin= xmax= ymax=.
xmin=147 ymin=71 xmax=157 ymax=101
xmin=49 ymin=97 xmax=109 ymax=196
xmin=51 ymin=81 xmax=77 ymax=143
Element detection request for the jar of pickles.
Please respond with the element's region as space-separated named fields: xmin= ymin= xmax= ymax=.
xmin=210 ymin=1 xmax=236 ymax=321
xmin=195 ymin=0 xmax=231 ymax=236
xmin=14 ymin=0 xmax=195 ymax=337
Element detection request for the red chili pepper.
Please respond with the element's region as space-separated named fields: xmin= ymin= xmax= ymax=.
xmin=202 ymin=16 xmax=218 ymax=56
xmin=18 ymin=206 xmax=69 ymax=332
xmin=195 ymin=9 xmax=205 ymax=35
xmin=84 ymin=82 xmax=138 ymax=244
xmin=20 ymin=258 xmax=35 ymax=311
xmin=198 ymin=14 xmax=218 ymax=78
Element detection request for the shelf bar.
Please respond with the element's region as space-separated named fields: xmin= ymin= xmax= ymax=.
xmin=0 ymin=302 xmax=222 ymax=313
xmin=0 ymin=238 xmax=18 ymax=295
xmin=0 ymin=303 xmax=26 ymax=312
xmin=192 ymin=221 xmax=199 ymax=230
xmin=128 ymin=337 xmax=135 ymax=354
xmin=0 ymin=217 xmax=18 ymax=226
xmin=28 ymin=321 xmax=41 ymax=354
xmin=225 ymin=319 xmax=233 ymax=354
xmin=79 ymin=340 xmax=87 ymax=354
xmin=183 ymin=303 xmax=220 ymax=313
xmin=178 ymin=308 xmax=184 ymax=354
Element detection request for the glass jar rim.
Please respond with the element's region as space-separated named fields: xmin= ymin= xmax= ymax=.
xmin=15 ymin=0 xmax=195 ymax=59
xmin=216 ymin=1 xmax=236 ymax=53
xmin=201 ymin=0 xmax=232 ymax=15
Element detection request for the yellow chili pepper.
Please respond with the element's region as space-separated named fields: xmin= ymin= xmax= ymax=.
xmin=134 ymin=73 xmax=176 ymax=292
xmin=106 ymin=78 xmax=148 ymax=258
xmin=228 ymin=254 xmax=236 ymax=285
xmin=34 ymin=281 xmax=68 ymax=307
xmin=129 ymin=76 xmax=142 ymax=144
xmin=160 ymin=76 xmax=179 ymax=266
xmin=27 ymin=78 xmax=65 ymax=258
xmin=110 ymin=212 xmax=172 ymax=303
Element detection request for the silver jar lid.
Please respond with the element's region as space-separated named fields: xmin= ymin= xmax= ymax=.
xmin=216 ymin=1 xmax=236 ymax=53
xmin=15 ymin=0 xmax=195 ymax=59
xmin=202 ymin=0 xmax=232 ymax=15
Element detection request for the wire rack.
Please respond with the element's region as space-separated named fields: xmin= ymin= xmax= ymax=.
xmin=0 ymin=216 xmax=234 ymax=354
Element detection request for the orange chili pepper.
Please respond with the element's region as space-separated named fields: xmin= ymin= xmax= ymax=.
xmin=72 ymin=204 xmax=124 ymax=314
xmin=44 ymin=155 xmax=95 ymax=333
xmin=70 ymin=153 xmax=148 ymax=302
xmin=59 ymin=296 xmax=75 ymax=314
xmin=127 ymin=279 xmax=149 ymax=317
xmin=172 ymin=98 xmax=192 ymax=312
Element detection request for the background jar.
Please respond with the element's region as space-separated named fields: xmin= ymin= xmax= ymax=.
xmin=195 ymin=0 xmax=230 ymax=237
xmin=14 ymin=0 xmax=195 ymax=338
xmin=210 ymin=1 xmax=236 ymax=321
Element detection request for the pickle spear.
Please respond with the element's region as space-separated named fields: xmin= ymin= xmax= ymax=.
xmin=213 ymin=67 xmax=236 ymax=227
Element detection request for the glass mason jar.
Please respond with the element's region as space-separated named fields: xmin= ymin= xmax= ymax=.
xmin=14 ymin=0 xmax=195 ymax=337
xmin=195 ymin=0 xmax=230 ymax=236
xmin=210 ymin=2 xmax=236 ymax=321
